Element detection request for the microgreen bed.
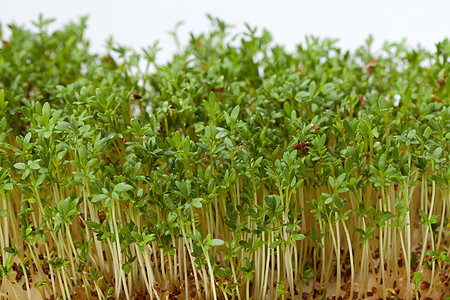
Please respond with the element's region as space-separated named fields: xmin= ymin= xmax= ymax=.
xmin=0 ymin=15 xmax=449 ymax=300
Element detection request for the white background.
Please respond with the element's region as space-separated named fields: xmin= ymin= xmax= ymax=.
xmin=1 ymin=0 xmax=450 ymax=63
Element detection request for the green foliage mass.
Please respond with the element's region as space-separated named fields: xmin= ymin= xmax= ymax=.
xmin=0 ymin=15 xmax=448 ymax=300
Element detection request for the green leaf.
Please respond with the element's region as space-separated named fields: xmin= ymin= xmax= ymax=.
xmin=269 ymin=240 xmax=282 ymax=248
xmin=230 ymin=105 xmax=240 ymax=121
xmin=84 ymin=220 xmax=101 ymax=229
xmin=430 ymin=175 xmax=445 ymax=184
xmin=412 ymin=271 xmax=423 ymax=286
xmin=14 ymin=163 xmax=26 ymax=170
xmin=378 ymin=96 xmax=387 ymax=109
xmin=192 ymin=198 xmax=203 ymax=208
xmin=114 ymin=183 xmax=133 ymax=192
xmin=209 ymin=239 xmax=224 ymax=246
xmin=28 ymin=160 xmax=40 ymax=170
xmin=309 ymin=81 xmax=316 ymax=95
xmin=96 ymin=88 xmax=106 ymax=103
xmin=303 ymin=267 xmax=315 ymax=279
xmin=432 ymin=147 xmax=442 ymax=159
xmin=36 ymin=173 xmax=46 ymax=186
xmin=42 ymin=102 xmax=51 ymax=124
xmin=290 ymin=234 xmax=305 ymax=241
xmin=328 ymin=176 xmax=335 ymax=188
xmin=378 ymin=153 xmax=386 ymax=172
xmin=295 ymin=91 xmax=310 ymax=102
xmin=216 ymin=130 xmax=228 ymax=139
xmin=4 ymin=247 xmax=16 ymax=254
xmin=122 ymin=263 xmax=132 ymax=274
xmin=2 ymin=183 xmax=13 ymax=191
xmin=336 ymin=173 xmax=346 ymax=187
xmin=355 ymin=228 xmax=365 ymax=235
xmin=35 ymin=281 xmax=47 ymax=288
xmin=91 ymin=194 xmax=108 ymax=203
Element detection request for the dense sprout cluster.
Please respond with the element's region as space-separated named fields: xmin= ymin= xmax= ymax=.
xmin=0 ymin=15 xmax=449 ymax=300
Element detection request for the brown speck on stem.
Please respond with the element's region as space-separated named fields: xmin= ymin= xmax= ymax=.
xmin=293 ymin=141 xmax=310 ymax=155
xmin=249 ymin=101 xmax=254 ymax=111
xmin=439 ymin=77 xmax=445 ymax=86
xmin=78 ymin=213 xmax=86 ymax=228
xmin=98 ymin=210 xmax=106 ymax=224
xmin=159 ymin=121 xmax=165 ymax=134
xmin=131 ymin=91 xmax=142 ymax=100
xmin=234 ymin=143 xmax=246 ymax=158
xmin=25 ymin=82 xmax=32 ymax=98
xmin=366 ymin=58 xmax=376 ymax=75
xmin=212 ymin=87 xmax=225 ymax=93
xmin=431 ymin=93 xmax=443 ymax=103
